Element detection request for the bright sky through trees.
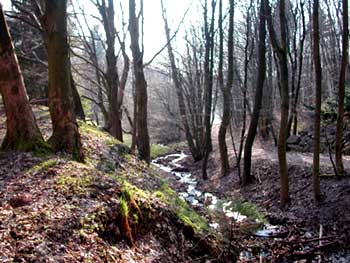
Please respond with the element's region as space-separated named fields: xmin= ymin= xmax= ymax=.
xmin=2 ymin=0 xmax=195 ymax=63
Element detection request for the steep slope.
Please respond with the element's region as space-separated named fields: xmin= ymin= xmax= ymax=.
xmin=0 ymin=106 xmax=237 ymax=263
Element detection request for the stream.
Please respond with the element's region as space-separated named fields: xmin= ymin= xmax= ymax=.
xmin=152 ymin=152 xmax=277 ymax=232
xmin=152 ymin=152 xmax=349 ymax=262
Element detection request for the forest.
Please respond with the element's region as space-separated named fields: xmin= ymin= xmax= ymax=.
xmin=0 ymin=0 xmax=349 ymax=262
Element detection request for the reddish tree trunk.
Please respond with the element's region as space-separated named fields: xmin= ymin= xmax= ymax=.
xmin=0 ymin=4 xmax=45 ymax=151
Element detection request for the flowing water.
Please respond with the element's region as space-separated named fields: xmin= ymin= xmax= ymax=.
xmin=152 ymin=152 xmax=252 ymax=227
xmin=153 ymin=152 xmax=347 ymax=262
xmin=152 ymin=152 xmax=290 ymax=261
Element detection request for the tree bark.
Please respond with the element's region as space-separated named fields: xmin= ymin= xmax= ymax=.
xmin=97 ymin=0 xmax=123 ymax=141
xmin=129 ymin=0 xmax=150 ymax=164
xmin=242 ymin=0 xmax=267 ymax=186
xmin=312 ymin=0 xmax=322 ymax=201
xmin=42 ymin=0 xmax=83 ymax=160
xmin=0 ymin=4 xmax=45 ymax=151
xmin=202 ymin=0 xmax=216 ymax=180
xmin=71 ymin=73 xmax=85 ymax=121
xmin=218 ymin=0 xmax=234 ymax=177
xmin=335 ymin=0 xmax=349 ymax=176
xmin=266 ymin=0 xmax=290 ymax=207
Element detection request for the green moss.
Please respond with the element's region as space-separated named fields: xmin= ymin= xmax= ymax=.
xmin=29 ymin=158 xmax=58 ymax=173
xmin=133 ymin=213 xmax=139 ymax=223
xmin=119 ymin=197 xmax=129 ymax=217
xmin=121 ymin=183 xmax=133 ymax=201
xmin=79 ymin=208 xmax=107 ymax=234
xmin=154 ymin=182 xmax=208 ymax=233
xmin=105 ymin=137 xmax=120 ymax=147
xmin=79 ymin=122 xmax=107 ymax=138
xmin=31 ymin=140 xmax=53 ymax=157
xmin=55 ymin=173 xmax=92 ymax=195
xmin=118 ymin=180 xmax=149 ymax=200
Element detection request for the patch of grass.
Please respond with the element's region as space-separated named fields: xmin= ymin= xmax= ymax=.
xmin=229 ymin=199 xmax=266 ymax=223
xmin=150 ymin=144 xmax=171 ymax=159
xmin=79 ymin=121 xmax=110 ymax=140
xmin=154 ymin=182 xmax=208 ymax=233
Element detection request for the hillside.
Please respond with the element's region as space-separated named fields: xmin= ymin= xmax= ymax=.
xmin=0 ymin=106 xmax=236 ymax=263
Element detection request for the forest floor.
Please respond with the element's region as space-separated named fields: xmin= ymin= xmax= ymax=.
xmin=0 ymin=106 xmax=237 ymax=263
xmin=1 ymin=105 xmax=350 ymax=262
xmin=175 ymin=125 xmax=350 ymax=262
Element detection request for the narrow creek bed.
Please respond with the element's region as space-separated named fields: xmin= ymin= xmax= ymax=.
xmin=152 ymin=152 xmax=288 ymax=261
xmin=152 ymin=152 xmax=251 ymax=226
xmin=152 ymin=152 xmax=350 ymax=262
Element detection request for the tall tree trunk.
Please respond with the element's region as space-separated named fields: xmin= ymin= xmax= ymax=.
xmin=312 ymin=0 xmax=322 ymax=201
xmin=236 ymin=0 xmax=254 ymax=178
xmin=43 ymin=0 xmax=83 ymax=160
xmin=242 ymin=0 xmax=267 ymax=186
xmin=218 ymin=0 xmax=234 ymax=177
xmin=98 ymin=0 xmax=123 ymax=141
xmin=288 ymin=1 xmax=306 ymax=136
xmin=129 ymin=0 xmax=150 ymax=164
xmin=202 ymin=0 xmax=216 ymax=180
xmin=266 ymin=0 xmax=290 ymax=207
xmin=260 ymin=42 xmax=274 ymax=140
xmin=0 ymin=4 xmax=45 ymax=151
xmin=335 ymin=0 xmax=349 ymax=176
xmin=292 ymin=1 xmax=306 ymax=135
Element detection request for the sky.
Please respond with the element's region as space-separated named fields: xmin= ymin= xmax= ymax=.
xmin=2 ymin=0 xmax=198 ymax=64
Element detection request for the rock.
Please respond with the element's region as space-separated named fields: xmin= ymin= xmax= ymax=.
xmin=287 ymin=135 xmax=301 ymax=145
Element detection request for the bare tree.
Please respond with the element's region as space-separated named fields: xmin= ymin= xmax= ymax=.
xmin=335 ymin=0 xmax=349 ymax=176
xmin=129 ymin=0 xmax=150 ymax=164
xmin=242 ymin=0 xmax=267 ymax=186
xmin=266 ymin=0 xmax=290 ymax=206
xmin=218 ymin=0 xmax=234 ymax=177
xmin=161 ymin=0 xmax=203 ymax=161
xmin=202 ymin=0 xmax=216 ymax=180
xmin=312 ymin=0 xmax=322 ymax=201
